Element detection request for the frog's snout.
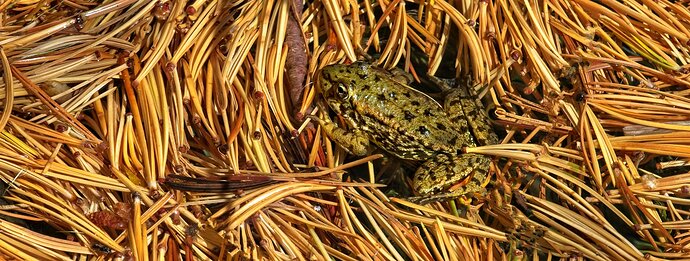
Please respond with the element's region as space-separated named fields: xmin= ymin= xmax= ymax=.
xmin=315 ymin=68 xmax=332 ymax=94
xmin=316 ymin=65 xmax=345 ymax=96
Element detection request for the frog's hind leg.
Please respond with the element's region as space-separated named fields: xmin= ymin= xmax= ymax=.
xmin=445 ymin=85 xmax=500 ymax=146
xmin=410 ymin=154 xmax=491 ymax=204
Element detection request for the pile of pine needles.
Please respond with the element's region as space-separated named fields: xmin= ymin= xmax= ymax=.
xmin=0 ymin=0 xmax=689 ymax=260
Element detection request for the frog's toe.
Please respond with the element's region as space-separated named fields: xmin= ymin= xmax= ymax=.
xmin=427 ymin=75 xmax=455 ymax=92
xmin=383 ymin=66 xmax=414 ymax=85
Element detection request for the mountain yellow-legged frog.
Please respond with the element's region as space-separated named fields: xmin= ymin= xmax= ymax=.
xmin=312 ymin=62 xmax=498 ymax=203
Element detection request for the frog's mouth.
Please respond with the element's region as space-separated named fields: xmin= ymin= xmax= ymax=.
xmin=324 ymin=95 xmax=351 ymax=115
xmin=313 ymin=71 xmax=338 ymax=115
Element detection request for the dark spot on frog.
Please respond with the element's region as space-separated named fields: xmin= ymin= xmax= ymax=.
xmin=322 ymin=72 xmax=333 ymax=82
xmin=374 ymin=75 xmax=381 ymax=82
xmin=338 ymin=104 xmax=351 ymax=114
xmin=444 ymin=173 xmax=455 ymax=182
xmin=362 ymin=84 xmax=371 ymax=91
xmin=424 ymin=109 xmax=433 ymax=116
xmin=449 ymin=136 xmax=458 ymax=145
xmin=402 ymin=91 xmax=411 ymax=98
xmin=377 ymin=93 xmax=386 ymax=101
xmin=404 ymin=111 xmax=415 ymax=120
xmin=466 ymin=110 xmax=477 ymax=117
xmin=418 ymin=126 xmax=430 ymax=135
xmin=448 ymin=99 xmax=461 ymax=107
xmin=411 ymin=101 xmax=420 ymax=106
xmin=436 ymin=123 xmax=446 ymax=130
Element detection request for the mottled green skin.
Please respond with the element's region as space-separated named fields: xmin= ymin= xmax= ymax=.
xmin=315 ymin=62 xmax=498 ymax=200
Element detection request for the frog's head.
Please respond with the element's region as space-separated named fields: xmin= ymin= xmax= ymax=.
xmin=316 ymin=62 xmax=374 ymax=113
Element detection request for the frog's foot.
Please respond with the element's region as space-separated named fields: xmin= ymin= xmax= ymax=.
xmin=354 ymin=47 xmax=374 ymax=61
xmin=411 ymin=153 xmax=491 ymax=205
xmin=352 ymin=48 xmax=414 ymax=85
xmin=426 ymin=75 xmax=457 ymax=93
xmin=444 ymin=87 xmax=499 ymax=146
xmin=308 ymin=115 xmax=371 ymax=156
xmin=388 ymin=67 xmax=414 ymax=85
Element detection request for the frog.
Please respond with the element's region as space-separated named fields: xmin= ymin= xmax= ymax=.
xmin=311 ymin=61 xmax=499 ymax=203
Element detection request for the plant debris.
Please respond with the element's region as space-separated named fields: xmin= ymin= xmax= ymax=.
xmin=0 ymin=0 xmax=689 ymax=260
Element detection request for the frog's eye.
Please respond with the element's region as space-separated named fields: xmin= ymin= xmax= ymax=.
xmin=336 ymin=83 xmax=349 ymax=99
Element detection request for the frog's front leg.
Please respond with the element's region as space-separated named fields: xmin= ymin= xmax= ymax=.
xmin=411 ymin=153 xmax=491 ymax=204
xmin=310 ymin=116 xmax=371 ymax=156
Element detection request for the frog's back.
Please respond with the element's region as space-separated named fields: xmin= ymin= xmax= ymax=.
xmin=324 ymin=63 xmax=476 ymax=160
